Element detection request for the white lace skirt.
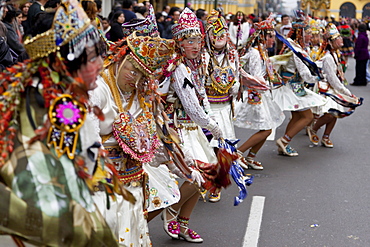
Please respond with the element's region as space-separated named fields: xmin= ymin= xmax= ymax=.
xmin=179 ymin=124 xmax=218 ymax=164
xmin=272 ymin=84 xmax=327 ymax=111
xmin=93 ymin=186 xmax=151 ymax=246
xmin=234 ymin=90 xmax=285 ymax=130
xmin=209 ymin=102 xmax=236 ymax=147
xmin=143 ymin=163 xmax=181 ymax=212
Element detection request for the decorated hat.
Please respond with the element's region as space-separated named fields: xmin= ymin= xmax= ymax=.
xmin=172 ymin=7 xmax=201 ymax=40
xmin=24 ymin=0 xmax=100 ymax=61
xmin=254 ymin=14 xmax=275 ymax=31
xmin=206 ymin=9 xmax=227 ymax=36
xmin=122 ymin=4 xmax=158 ymax=38
xmin=309 ymin=19 xmax=322 ymax=34
xmin=126 ymin=32 xmax=176 ymax=77
xmin=325 ymin=23 xmax=340 ymax=40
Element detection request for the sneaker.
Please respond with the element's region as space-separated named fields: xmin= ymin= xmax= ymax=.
xmin=208 ymin=192 xmax=221 ymax=203
xmin=307 ymin=126 xmax=319 ymax=146
xmin=321 ymin=138 xmax=333 ymax=148
xmin=276 ymin=138 xmax=299 ymax=157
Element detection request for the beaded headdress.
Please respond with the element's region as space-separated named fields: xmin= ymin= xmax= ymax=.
xmin=309 ymin=19 xmax=322 ymax=34
xmin=206 ymin=10 xmax=227 ymax=36
xmin=122 ymin=4 xmax=158 ymax=37
xmin=172 ymin=7 xmax=201 ymax=40
xmin=254 ymin=15 xmax=275 ymax=32
xmin=24 ymin=0 xmax=100 ymax=61
xmin=126 ymin=32 xmax=175 ymax=77
xmin=291 ymin=10 xmax=309 ymax=31
xmin=325 ymin=23 xmax=341 ymax=40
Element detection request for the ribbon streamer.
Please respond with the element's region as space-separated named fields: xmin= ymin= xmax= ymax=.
xmin=275 ymin=32 xmax=323 ymax=79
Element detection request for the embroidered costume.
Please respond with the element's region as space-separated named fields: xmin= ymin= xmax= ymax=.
xmin=204 ymin=10 xmax=239 ymax=148
xmin=166 ymin=8 xmax=222 ymax=165
xmin=271 ymin=11 xmax=327 ymax=157
xmin=0 ymin=1 xmax=118 ymax=246
xmin=91 ymin=32 xmax=177 ymax=246
xmin=270 ymin=40 xmax=327 ymax=111
xmin=235 ymin=17 xmax=285 ymax=131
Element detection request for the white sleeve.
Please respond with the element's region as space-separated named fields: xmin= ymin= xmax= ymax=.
xmin=89 ymin=75 xmax=118 ymax=136
xmin=241 ymin=23 xmax=250 ymax=46
xmin=293 ymin=54 xmax=318 ymax=84
xmin=229 ymin=23 xmax=237 ymax=46
xmin=171 ymin=65 xmax=212 ymax=128
xmin=322 ymin=54 xmax=352 ymax=96
xmin=245 ymin=48 xmax=265 ymax=78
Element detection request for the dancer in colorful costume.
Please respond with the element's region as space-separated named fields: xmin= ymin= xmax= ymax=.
xmin=90 ymin=31 xmax=177 ymax=246
xmin=0 ymin=0 xmax=118 ymax=246
xmin=307 ymin=19 xmax=325 ymax=62
xmin=307 ymin=23 xmax=362 ymax=147
xmin=338 ymin=19 xmax=354 ymax=70
xmin=271 ymin=10 xmax=326 ymax=156
xmin=234 ymin=15 xmax=285 ymax=169
xmin=202 ymin=9 xmax=238 ymax=202
xmin=162 ymin=7 xmax=224 ymax=243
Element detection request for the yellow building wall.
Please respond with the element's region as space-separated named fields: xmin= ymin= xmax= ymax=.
xmin=302 ymin=0 xmax=368 ymax=19
xmin=330 ymin=0 xmax=368 ymax=19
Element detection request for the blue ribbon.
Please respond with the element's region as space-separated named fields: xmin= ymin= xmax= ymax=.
xmin=230 ymin=161 xmax=254 ymax=206
xmin=275 ymin=32 xmax=323 ymax=79
xmin=322 ymin=92 xmax=363 ymax=108
xmin=219 ymin=139 xmax=254 ymax=206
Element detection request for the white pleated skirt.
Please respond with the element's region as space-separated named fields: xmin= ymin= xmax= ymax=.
xmin=209 ymin=102 xmax=236 ymax=147
xmin=272 ymin=84 xmax=327 ymax=111
xmin=179 ymin=124 xmax=218 ymax=164
xmin=93 ymin=185 xmax=151 ymax=246
xmin=234 ymin=90 xmax=285 ymax=130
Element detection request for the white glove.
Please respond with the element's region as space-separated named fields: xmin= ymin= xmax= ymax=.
xmin=190 ymin=168 xmax=205 ymax=185
xmin=206 ymin=119 xmax=223 ymax=140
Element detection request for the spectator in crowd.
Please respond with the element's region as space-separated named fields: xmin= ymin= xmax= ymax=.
xmin=162 ymin=5 xmax=170 ymax=18
xmin=330 ymin=14 xmax=339 ymax=26
xmin=26 ymin=0 xmax=47 ymax=37
xmin=15 ymin=10 xmax=23 ymax=39
xmin=107 ymin=11 xmax=125 ymax=42
xmin=229 ymin=11 xmax=250 ymax=49
xmin=195 ymin=8 xmax=207 ymax=35
xmin=134 ymin=5 xmax=147 ymax=19
xmin=162 ymin=6 xmax=180 ymax=39
xmin=44 ymin=0 xmax=60 ymax=10
xmin=81 ymin=0 xmax=98 ymax=22
xmin=101 ymin=17 xmax=111 ymax=38
xmin=2 ymin=4 xmax=27 ymax=62
xmin=142 ymin=0 xmax=150 ymax=8
xmin=216 ymin=3 xmax=224 ymax=16
xmin=121 ymin=0 xmax=137 ymax=22
xmin=352 ymin=23 xmax=369 ymax=86
xmin=20 ymin=1 xmax=31 ymax=37
xmin=94 ymin=0 xmax=103 ymax=18
xmin=279 ymin=14 xmax=292 ymax=36
xmin=155 ymin=12 xmax=165 ymax=37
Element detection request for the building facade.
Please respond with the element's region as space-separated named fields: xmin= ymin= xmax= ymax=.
xmin=301 ymin=0 xmax=370 ymax=19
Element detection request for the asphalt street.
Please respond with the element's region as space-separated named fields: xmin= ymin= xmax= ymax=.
xmin=1 ymin=58 xmax=369 ymax=247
